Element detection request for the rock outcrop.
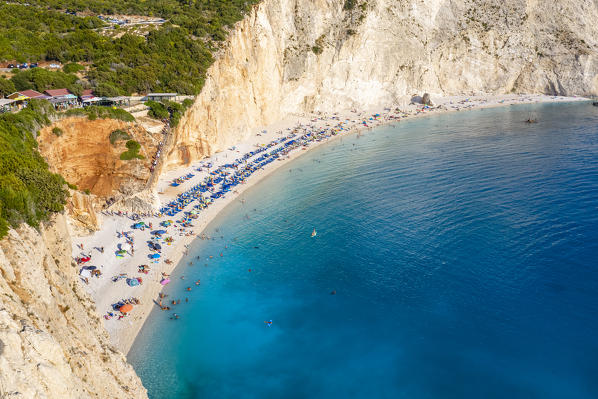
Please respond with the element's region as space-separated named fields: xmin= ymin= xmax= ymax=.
xmin=38 ymin=117 xmax=158 ymax=198
xmin=0 ymin=214 xmax=147 ymax=398
xmin=165 ymin=0 xmax=598 ymax=168
xmin=66 ymin=190 xmax=102 ymax=234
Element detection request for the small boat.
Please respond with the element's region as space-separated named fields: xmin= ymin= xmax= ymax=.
xmin=311 ymin=228 xmax=317 ymax=238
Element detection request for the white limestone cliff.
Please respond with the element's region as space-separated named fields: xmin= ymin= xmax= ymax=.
xmin=0 ymin=214 xmax=147 ymax=399
xmin=165 ymin=0 xmax=598 ymax=168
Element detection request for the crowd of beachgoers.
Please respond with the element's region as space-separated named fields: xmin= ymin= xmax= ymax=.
xmin=71 ymin=94 xmax=587 ymax=352
xmin=75 ymin=109 xmax=376 ymax=325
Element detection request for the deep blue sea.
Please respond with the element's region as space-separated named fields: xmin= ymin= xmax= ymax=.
xmin=129 ymin=102 xmax=598 ymax=399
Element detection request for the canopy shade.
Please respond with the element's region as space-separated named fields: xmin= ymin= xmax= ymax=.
xmin=119 ymin=304 xmax=133 ymax=313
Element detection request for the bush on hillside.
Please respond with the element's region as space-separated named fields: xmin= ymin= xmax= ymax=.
xmin=0 ymin=103 xmax=68 ymax=238
xmin=63 ymin=63 xmax=85 ymax=74
xmin=0 ymin=77 xmax=15 ymax=97
xmin=109 ymin=129 xmax=131 ymax=145
xmin=120 ymin=140 xmax=144 ymax=160
xmin=65 ymin=106 xmax=135 ymax=122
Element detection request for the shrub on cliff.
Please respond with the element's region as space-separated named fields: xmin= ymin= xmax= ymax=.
xmin=120 ymin=140 xmax=144 ymax=161
xmin=52 ymin=127 xmax=63 ymax=137
xmin=145 ymin=101 xmax=169 ymax=120
xmin=65 ymin=106 xmax=135 ymax=122
xmin=0 ymin=103 xmax=68 ymax=238
xmin=145 ymin=99 xmax=193 ymax=127
xmin=109 ymin=129 xmax=131 ymax=145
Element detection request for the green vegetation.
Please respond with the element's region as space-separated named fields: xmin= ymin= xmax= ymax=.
xmin=145 ymin=99 xmax=193 ymax=127
xmin=109 ymin=129 xmax=131 ymax=145
xmin=52 ymin=127 xmax=63 ymax=137
xmin=11 ymin=68 xmax=83 ymax=96
xmin=0 ymin=100 xmax=68 ymax=238
xmin=0 ymin=1 xmax=261 ymax=95
xmin=65 ymin=106 xmax=134 ymax=122
xmin=344 ymin=0 xmax=357 ymax=10
xmin=145 ymin=100 xmax=170 ymax=120
xmin=311 ymin=46 xmax=323 ymax=55
xmin=120 ymin=140 xmax=144 ymax=160
xmin=0 ymin=78 xmax=16 ymax=97
xmin=0 ymin=0 xmax=260 ymax=236
xmin=63 ymin=63 xmax=86 ymax=74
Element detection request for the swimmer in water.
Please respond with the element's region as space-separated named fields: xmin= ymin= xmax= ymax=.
xmin=186 ymin=287 xmax=191 ymax=291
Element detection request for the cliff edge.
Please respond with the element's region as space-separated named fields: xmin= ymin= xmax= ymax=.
xmin=0 ymin=214 xmax=147 ymax=398
xmin=165 ymin=0 xmax=598 ymax=168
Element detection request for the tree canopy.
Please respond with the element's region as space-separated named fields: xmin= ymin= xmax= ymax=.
xmin=0 ymin=0 xmax=261 ymax=95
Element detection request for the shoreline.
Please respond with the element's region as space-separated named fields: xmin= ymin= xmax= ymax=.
xmin=70 ymin=94 xmax=589 ymax=355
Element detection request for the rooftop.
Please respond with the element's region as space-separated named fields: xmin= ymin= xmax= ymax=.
xmin=45 ymin=88 xmax=72 ymax=97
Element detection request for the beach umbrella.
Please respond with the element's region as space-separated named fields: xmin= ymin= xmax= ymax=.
xmin=119 ymin=304 xmax=133 ymax=313
xmin=149 ymin=253 xmax=161 ymax=259
xmin=153 ymin=230 xmax=167 ymax=235
xmin=160 ymin=278 xmax=170 ymax=285
xmin=127 ymin=278 xmax=140 ymax=287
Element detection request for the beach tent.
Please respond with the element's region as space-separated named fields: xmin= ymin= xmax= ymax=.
xmin=119 ymin=304 xmax=133 ymax=313
xmin=152 ymin=230 xmax=167 ymax=235
xmin=149 ymin=253 xmax=161 ymax=259
xmin=160 ymin=278 xmax=170 ymax=285
xmin=132 ymin=222 xmax=145 ymax=229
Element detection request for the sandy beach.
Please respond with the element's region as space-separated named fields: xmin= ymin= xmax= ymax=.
xmin=71 ymin=94 xmax=588 ymax=354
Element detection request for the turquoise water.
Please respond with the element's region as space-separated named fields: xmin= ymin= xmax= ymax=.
xmin=129 ymin=102 xmax=598 ymax=398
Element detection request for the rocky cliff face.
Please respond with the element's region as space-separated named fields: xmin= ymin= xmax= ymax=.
xmin=165 ymin=0 xmax=598 ymax=168
xmin=38 ymin=117 xmax=157 ymax=198
xmin=0 ymin=214 xmax=147 ymax=398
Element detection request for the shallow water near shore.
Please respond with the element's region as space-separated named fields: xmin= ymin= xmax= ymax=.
xmin=129 ymin=102 xmax=598 ymax=398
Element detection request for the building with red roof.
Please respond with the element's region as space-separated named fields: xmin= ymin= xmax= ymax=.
xmin=44 ymin=88 xmax=72 ymax=97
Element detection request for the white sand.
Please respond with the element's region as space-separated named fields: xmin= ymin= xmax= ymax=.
xmin=71 ymin=94 xmax=588 ymax=354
